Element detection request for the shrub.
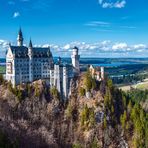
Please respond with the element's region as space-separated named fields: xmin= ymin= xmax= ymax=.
xmin=84 ymin=71 xmax=97 ymax=92
xmin=50 ymin=86 xmax=60 ymax=100
xmin=34 ymin=83 xmax=40 ymax=97
xmin=0 ymin=74 xmax=4 ymax=84
xmin=79 ymin=87 xmax=85 ymax=96
xmin=80 ymin=105 xmax=96 ymax=129
xmin=17 ymin=88 xmax=23 ymax=102
xmin=72 ymin=143 xmax=82 ymax=148
xmin=65 ymin=103 xmax=73 ymax=118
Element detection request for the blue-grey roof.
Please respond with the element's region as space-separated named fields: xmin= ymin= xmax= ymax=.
xmin=10 ymin=45 xmax=52 ymax=58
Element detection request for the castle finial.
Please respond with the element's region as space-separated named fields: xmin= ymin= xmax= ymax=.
xmin=29 ymin=38 xmax=33 ymax=48
xmin=17 ymin=27 xmax=23 ymax=46
xmin=19 ymin=27 xmax=22 ymax=37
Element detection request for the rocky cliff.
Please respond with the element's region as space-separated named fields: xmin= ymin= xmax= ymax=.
xmin=0 ymin=76 xmax=129 ymax=148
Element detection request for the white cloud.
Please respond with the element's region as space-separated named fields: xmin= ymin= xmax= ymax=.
xmin=99 ymin=0 xmax=126 ymax=9
xmin=114 ymin=0 xmax=126 ymax=8
xmin=0 ymin=40 xmax=9 ymax=49
xmin=133 ymin=44 xmax=147 ymax=50
xmin=42 ymin=44 xmax=50 ymax=48
xmin=0 ymin=40 xmax=9 ymax=57
xmin=98 ymin=0 xmax=104 ymax=4
xmin=45 ymin=41 xmax=147 ymax=57
xmin=112 ymin=43 xmax=128 ymax=51
xmin=0 ymin=40 xmax=147 ymax=58
xmin=85 ymin=21 xmax=110 ymax=27
xmin=101 ymin=40 xmax=111 ymax=45
xmin=102 ymin=2 xmax=113 ymax=8
xmin=13 ymin=12 xmax=20 ymax=18
xmin=63 ymin=44 xmax=71 ymax=50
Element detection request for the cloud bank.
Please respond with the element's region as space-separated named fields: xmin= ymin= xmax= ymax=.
xmin=0 ymin=40 xmax=9 ymax=57
xmin=99 ymin=0 xmax=126 ymax=9
xmin=0 ymin=40 xmax=147 ymax=58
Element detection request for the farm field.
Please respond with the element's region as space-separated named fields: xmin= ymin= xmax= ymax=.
xmin=119 ymin=79 xmax=148 ymax=91
xmin=0 ymin=66 xmax=5 ymax=74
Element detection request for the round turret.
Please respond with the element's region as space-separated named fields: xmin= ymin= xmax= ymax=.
xmin=71 ymin=46 xmax=80 ymax=74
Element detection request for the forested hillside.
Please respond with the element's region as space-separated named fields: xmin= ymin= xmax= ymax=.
xmin=0 ymin=73 xmax=148 ymax=148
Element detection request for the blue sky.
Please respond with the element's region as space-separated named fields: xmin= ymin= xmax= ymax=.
xmin=0 ymin=0 xmax=148 ymax=57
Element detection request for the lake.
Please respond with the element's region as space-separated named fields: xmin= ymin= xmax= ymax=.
xmin=1 ymin=57 xmax=148 ymax=67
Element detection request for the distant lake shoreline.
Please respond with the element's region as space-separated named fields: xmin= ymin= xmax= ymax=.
xmin=1 ymin=58 xmax=148 ymax=67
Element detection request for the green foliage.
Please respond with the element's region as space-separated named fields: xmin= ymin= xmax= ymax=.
xmin=81 ymin=104 xmax=89 ymax=126
xmin=7 ymin=81 xmax=24 ymax=102
xmin=112 ymin=72 xmax=148 ymax=85
xmin=117 ymin=89 xmax=148 ymax=148
xmin=34 ymin=83 xmax=40 ymax=97
xmin=72 ymin=143 xmax=82 ymax=148
xmin=127 ymin=89 xmax=148 ymax=103
xmin=103 ymin=115 xmax=107 ymax=129
xmin=50 ymin=86 xmax=60 ymax=100
xmin=104 ymin=87 xmax=112 ymax=109
xmin=65 ymin=103 xmax=73 ymax=118
xmin=92 ymin=78 xmax=97 ymax=90
xmin=120 ymin=111 xmax=127 ymax=129
xmin=145 ymin=122 xmax=148 ymax=148
xmin=0 ymin=74 xmax=4 ymax=85
xmin=17 ymin=88 xmax=23 ymax=102
xmin=91 ymin=138 xmax=100 ymax=148
xmin=8 ymin=81 xmax=13 ymax=92
xmin=79 ymin=87 xmax=85 ymax=96
xmin=84 ymin=71 xmax=92 ymax=91
xmin=122 ymin=95 xmax=127 ymax=109
xmin=129 ymin=103 xmax=146 ymax=147
xmin=84 ymin=71 xmax=97 ymax=91
xmin=89 ymin=108 xmax=96 ymax=127
xmin=100 ymin=80 xmax=106 ymax=96
xmin=80 ymin=105 xmax=96 ymax=129
xmin=107 ymin=79 xmax=113 ymax=89
xmin=102 ymin=77 xmax=148 ymax=147
xmin=127 ymin=100 xmax=132 ymax=114
xmin=0 ymin=66 xmax=5 ymax=74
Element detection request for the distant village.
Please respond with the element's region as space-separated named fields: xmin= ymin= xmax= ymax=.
xmin=5 ymin=29 xmax=105 ymax=100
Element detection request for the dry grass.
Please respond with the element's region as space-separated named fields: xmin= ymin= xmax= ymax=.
xmin=119 ymin=79 xmax=148 ymax=91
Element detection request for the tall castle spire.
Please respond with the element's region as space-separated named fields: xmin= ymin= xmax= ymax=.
xmin=28 ymin=38 xmax=33 ymax=57
xmin=29 ymin=38 xmax=33 ymax=48
xmin=17 ymin=27 xmax=24 ymax=46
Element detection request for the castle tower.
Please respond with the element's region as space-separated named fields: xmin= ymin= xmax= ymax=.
xmin=54 ymin=64 xmax=63 ymax=94
xmin=63 ymin=65 xmax=68 ymax=101
xmin=71 ymin=46 xmax=80 ymax=73
xmin=17 ymin=28 xmax=24 ymax=46
xmin=101 ymin=67 xmax=104 ymax=80
xmin=28 ymin=39 xmax=33 ymax=82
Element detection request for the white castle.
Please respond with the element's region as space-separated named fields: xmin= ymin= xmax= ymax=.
xmin=6 ymin=29 xmax=80 ymax=100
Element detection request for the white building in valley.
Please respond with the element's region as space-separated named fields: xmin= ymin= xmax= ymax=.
xmin=6 ymin=29 xmax=80 ymax=100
